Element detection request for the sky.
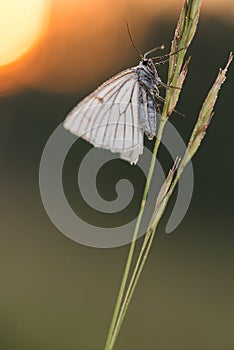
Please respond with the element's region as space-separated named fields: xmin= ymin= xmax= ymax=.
xmin=0 ymin=0 xmax=233 ymax=95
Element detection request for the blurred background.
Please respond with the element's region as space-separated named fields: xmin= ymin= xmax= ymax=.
xmin=1 ymin=0 xmax=234 ymax=349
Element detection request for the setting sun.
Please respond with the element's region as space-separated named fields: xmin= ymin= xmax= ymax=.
xmin=0 ymin=0 xmax=233 ymax=95
xmin=0 ymin=0 xmax=51 ymax=66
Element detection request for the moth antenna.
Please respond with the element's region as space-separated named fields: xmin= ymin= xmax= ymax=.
xmin=124 ymin=20 xmax=143 ymax=60
xmin=144 ymin=45 xmax=165 ymax=59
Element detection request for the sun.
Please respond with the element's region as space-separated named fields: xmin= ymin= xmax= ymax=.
xmin=0 ymin=0 xmax=51 ymax=67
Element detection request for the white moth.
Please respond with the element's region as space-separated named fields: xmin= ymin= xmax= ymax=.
xmin=64 ymin=46 xmax=168 ymax=164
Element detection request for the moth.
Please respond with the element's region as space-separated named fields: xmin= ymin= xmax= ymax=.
xmin=64 ymin=44 xmax=174 ymax=164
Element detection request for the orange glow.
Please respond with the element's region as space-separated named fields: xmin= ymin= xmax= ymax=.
xmin=0 ymin=0 xmax=233 ymax=96
xmin=0 ymin=0 xmax=51 ymax=66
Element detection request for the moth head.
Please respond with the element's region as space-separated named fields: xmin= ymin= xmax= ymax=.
xmin=141 ymin=58 xmax=155 ymax=71
xmin=142 ymin=58 xmax=148 ymax=66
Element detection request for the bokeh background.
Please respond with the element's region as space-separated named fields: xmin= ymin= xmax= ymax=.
xmin=1 ymin=0 xmax=234 ymax=349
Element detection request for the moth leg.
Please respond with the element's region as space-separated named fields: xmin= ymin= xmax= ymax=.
xmin=155 ymin=103 xmax=161 ymax=115
xmin=154 ymin=58 xmax=169 ymax=66
xmin=155 ymin=94 xmax=165 ymax=103
xmin=159 ymin=81 xmax=181 ymax=90
xmin=155 ymin=94 xmax=185 ymax=117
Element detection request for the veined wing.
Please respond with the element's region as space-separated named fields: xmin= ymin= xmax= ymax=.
xmin=64 ymin=68 xmax=144 ymax=164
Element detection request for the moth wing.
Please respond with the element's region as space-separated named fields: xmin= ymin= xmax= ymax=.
xmin=64 ymin=69 xmax=144 ymax=164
